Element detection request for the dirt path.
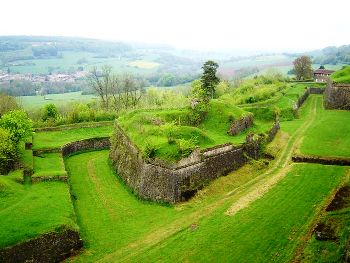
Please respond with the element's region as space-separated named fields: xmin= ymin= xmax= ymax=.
xmin=226 ymin=96 xmax=319 ymax=215
xmin=96 ymin=96 xmax=320 ymax=262
xmin=86 ymin=156 xmax=118 ymax=220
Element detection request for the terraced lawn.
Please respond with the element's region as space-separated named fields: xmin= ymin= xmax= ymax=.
xmin=33 ymin=125 xmax=113 ymax=150
xmin=0 ymin=171 xmax=78 ymax=248
xmin=299 ymin=95 xmax=350 ymax=158
xmin=33 ymin=153 xmax=66 ymax=178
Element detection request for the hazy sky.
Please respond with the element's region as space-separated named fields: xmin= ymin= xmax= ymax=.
xmin=1 ymin=0 xmax=349 ymax=52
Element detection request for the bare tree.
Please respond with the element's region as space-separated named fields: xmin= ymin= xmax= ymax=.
xmin=87 ymin=65 xmax=113 ymax=110
xmin=87 ymin=65 xmax=146 ymax=111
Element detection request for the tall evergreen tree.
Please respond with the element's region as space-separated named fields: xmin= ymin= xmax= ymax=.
xmin=201 ymin=60 xmax=219 ymax=100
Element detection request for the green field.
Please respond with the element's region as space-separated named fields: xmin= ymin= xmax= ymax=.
xmin=33 ymin=125 xmax=113 ymax=150
xmin=0 ymin=170 xmax=78 ymax=248
xmin=299 ymin=96 xmax=350 ymax=157
xmin=19 ymin=91 xmax=98 ymax=110
xmin=6 ymin=51 xmax=160 ymax=75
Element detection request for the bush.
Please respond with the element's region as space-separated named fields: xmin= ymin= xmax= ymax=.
xmin=42 ymin=103 xmax=59 ymax=122
xmin=0 ymin=110 xmax=32 ymax=145
xmin=144 ymin=141 xmax=158 ymax=159
xmin=176 ymin=138 xmax=196 ymax=158
xmin=0 ymin=128 xmax=17 ymax=174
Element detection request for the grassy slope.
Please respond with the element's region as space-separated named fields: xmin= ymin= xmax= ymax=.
xmin=119 ymin=98 xmax=275 ymax=162
xmin=66 ymin=151 xmax=181 ymax=261
xmin=299 ymin=95 xmax=350 ymax=157
xmin=331 ymin=66 xmax=350 ymax=83
xmin=0 ymin=171 xmax=78 ymax=248
xmin=133 ymin=164 xmax=345 ymax=263
xmin=65 ymin=150 xmax=346 ymax=262
xmin=32 ymin=125 xmax=113 ymax=150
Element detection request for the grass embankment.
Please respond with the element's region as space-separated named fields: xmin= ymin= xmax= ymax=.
xmin=33 ymin=125 xmax=113 ymax=150
xmin=299 ymin=96 xmax=350 ymax=158
xmin=299 ymin=183 xmax=350 ymax=262
xmin=0 ymin=170 xmax=78 ymax=248
xmin=118 ymin=99 xmax=269 ymax=162
xmin=33 ymin=153 xmax=66 ymax=178
xmin=331 ymin=66 xmax=350 ymax=83
xmin=65 ymin=151 xmax=347 ymax=262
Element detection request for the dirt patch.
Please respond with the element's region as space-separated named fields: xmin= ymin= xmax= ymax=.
xmin=326 ymin=186 xmax=350 ymax=212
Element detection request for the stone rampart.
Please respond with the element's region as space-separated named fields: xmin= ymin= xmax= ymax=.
xmin=324 ymin=82 xmax=350 ymax=110
xmin=110 ymin=122 xmax=280 ymax=203
xmin=228 ymin=114 xmax=254 ymax=135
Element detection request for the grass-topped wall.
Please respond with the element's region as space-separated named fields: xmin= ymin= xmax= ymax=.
xmin=110 ymin=121 xmax=280 ymax=203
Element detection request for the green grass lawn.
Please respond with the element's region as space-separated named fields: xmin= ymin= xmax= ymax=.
xmin=33 ymin=153 xmax=66 ymax=178
xmin=0 ymin=171 xmax=78 ymax=248
xmin=32 ymin=125 xmax=113 ymax=150
xmin=299 ymin=96 xmax=350 ymax=158
xmin=331 ymin=66 xmax=350 ymax=83
xmin=19 ymin=92 xmax=98 ymax=110
xmin=130 ymin=164 xmax=346 ymax=263
xmin=65 ymin=149 xmax=347 ymax=262
xmin=118 ymin=99 xmax=271 ymax=162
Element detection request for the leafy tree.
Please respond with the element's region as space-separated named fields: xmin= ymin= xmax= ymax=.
xmin=293 ymin=56 xmax=313 ymax=80
xmin=42 ymin=103 xmax=59 ymax=121
xmin=0 ymin=128 xmax=16 ymax=174
xmin=319 ymin=65 xmax=325 ymax=69
xmin=0 ymin=110 xmax=32 ymax=145
xmin=200 ymin=60 xmax=220 ymax=100
xmin=190 ymin=79 xmax=206 ymax=100
xmin=0 ymin=94 xmax=19 ymax=117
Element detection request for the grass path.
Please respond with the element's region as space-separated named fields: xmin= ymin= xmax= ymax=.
xmin=65 ymin=95 xmax=346 ymax=262
xmin=226 ymin=95 xmax=319 ymax=215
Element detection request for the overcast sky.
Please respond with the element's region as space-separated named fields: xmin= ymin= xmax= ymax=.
xmin=1 ymin=0 xmax=349 ymax=52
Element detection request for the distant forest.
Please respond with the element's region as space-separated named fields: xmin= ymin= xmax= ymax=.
xmin=311 ymin=45 xmax=350 ymax=65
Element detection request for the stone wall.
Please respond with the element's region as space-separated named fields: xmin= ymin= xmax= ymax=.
xmin=228 ymin=114 xmax=254 ymax=135
xmin=61 ymin=137 xmax=110 ymax=157
xmin=34 ymin=121 xmax=114 ymax=132
xmin=324 ymin=82 xmax=350 ymax=110
xmin=0 ymin=229 xmax=83 ymax=263
xmin=292 ymin=154 xmax=350 ymax=166
xmin=110 ymin=122 xmax=280 ymax=203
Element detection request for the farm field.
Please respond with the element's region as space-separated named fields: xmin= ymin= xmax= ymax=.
xmin=19 ymin=91 xmax=98 ymax=110
xmin=33 ymin=125 xmax=113 ymax=150
xmin=5 ymin=51 xmax=160 ymax=75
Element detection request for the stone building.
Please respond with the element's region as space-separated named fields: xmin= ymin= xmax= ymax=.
xmin=313 ymin=69 xmax=335 ymax=82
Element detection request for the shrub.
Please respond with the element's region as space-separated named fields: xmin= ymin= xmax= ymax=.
xmin=42 ymin=103 xmax=59 ymax=122
xmin=0 ymin=110 xmax=32 ymax=145
xmin=0 ymin=128 xmax=17 ymax=174
xmin=144 ymin=141 xmax=158 ymax=159
xmin=176 ymin=138 xmax=196 ymax=158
